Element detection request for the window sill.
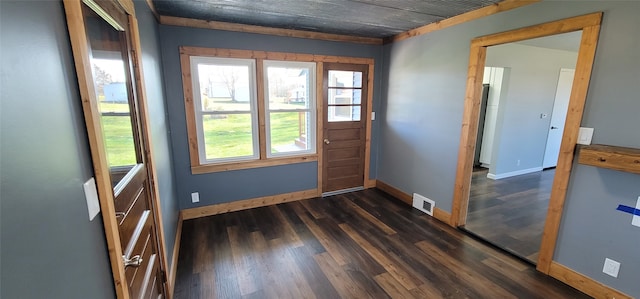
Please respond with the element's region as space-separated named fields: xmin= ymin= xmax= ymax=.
xmin=191 ymin=154 xmax=318 ymax=174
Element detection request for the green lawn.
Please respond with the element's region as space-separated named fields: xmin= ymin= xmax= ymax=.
xmin=99 ymin=102 xmax=308 ymax=165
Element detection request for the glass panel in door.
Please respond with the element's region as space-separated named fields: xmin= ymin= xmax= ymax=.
xmin=83 ymin=4 xmax=141 ymax=187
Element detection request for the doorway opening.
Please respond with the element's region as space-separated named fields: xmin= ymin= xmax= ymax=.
xmin=450 ymin=12 xmax=602 ymax=273
xmin=462 ymin=32 xmax=580 ymax=264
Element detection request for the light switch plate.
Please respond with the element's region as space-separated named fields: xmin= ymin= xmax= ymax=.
xmin=371 ymin=111 xmax=376 ymax=121
xmin=603 ymin=258 xmax=621 ymax=278
xmin=83 ymin=177 xmax=100 ymax=221
xmin=577 ymin=127 xmax=594 ymax=145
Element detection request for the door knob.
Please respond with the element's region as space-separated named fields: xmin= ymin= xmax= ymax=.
xmin=123 ymin=255 xmax=143 ymax=268
xmin=551 ymin=126 xmax=559 ymax=129
xmin=324 ymin=139 xmax=330 ymax=144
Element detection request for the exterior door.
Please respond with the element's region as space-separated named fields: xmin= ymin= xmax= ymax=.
xmin=543 ymin=68 xmax=575 ymax=168
xmin=64 ymin=1 xmax=166 ymax=297
xmin=322 ymin=63 xmax=368 ymax=193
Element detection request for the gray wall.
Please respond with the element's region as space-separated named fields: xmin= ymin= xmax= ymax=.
xmin=379 ymin=1 xmax=639 ymax=296
xmin=133 ymin=0 xmax=180 ymax=270
xmin=0 ymin=1 xmax=115 ymax=298
xmin=485 ymin=43 xmax=578 ymax=176
xmin=159 ymin=25 xmax=384 ymax=209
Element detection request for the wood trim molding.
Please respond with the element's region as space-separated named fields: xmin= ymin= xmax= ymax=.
xmin=316 ymin=62 xmax=324 ymax=197
xmin=143 ymin=0 xmax=159 ymax=21
xmin=181 ymin=189 xmax=318 ymax=220
xmin=386 ymin=0 xmax=540 ymax=43
xmin=168 ymin=214 xmax=183 ymax=299
xmin=63 ymin=1 xmax=129 ymax=297
xmin=448 ymin=12 xmax=603 ymax=275
xmin=128 ymin=15 xmax=172 ymax=297
xmin=180 ymin=46 xmax=375 ymax=65
xmin=375 ymin=180 xmax=452 ymax=225
xmin=548 ymin=262 xmax=632 ymax=299
xmin=538 ymin=19 xmax=602 ymax=274
xmin=363 ymin=63 xmax=375 ymax=187
xmin=160 ymin=15 xmax=383 ymax=45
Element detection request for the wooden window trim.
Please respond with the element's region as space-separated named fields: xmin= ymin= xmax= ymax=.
xmin=181 ymin=47 xmax=374 ymax=174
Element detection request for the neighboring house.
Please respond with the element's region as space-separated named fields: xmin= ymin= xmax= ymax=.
xmin=1 ymin=1 xmax=638 ymax=298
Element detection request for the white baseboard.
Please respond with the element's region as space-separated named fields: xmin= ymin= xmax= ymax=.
xmin=487 ymin=167 xmax=543 ymax=180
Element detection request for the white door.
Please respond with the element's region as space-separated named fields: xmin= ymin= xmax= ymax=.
xmin=543 ymin=68 xmax=575 ymax=168
xmin=479 ymin=67 xmax=505 ymax=166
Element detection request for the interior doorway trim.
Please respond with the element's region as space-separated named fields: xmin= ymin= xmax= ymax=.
xmin=450 ymin=12 xmax=602 ymax=274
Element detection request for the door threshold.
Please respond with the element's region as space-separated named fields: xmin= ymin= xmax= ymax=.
xmin=459 ymin=226 xmax=537 ymax=267
xmin=322 ymin=186 xmax=364 ymax=197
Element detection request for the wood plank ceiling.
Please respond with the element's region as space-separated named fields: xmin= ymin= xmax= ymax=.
xmin=152 ymin=0 xmax=502 ymax=38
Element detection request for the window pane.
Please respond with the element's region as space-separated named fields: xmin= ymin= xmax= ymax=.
xmin=328 ymin=70 xmax=362 ymax=88
xmin=269 ymin=111 xmax=313 ymax=154
xmin=197 ymin=64 xmax=251 ymax=112
xmin=328 ymin=105 xmax=361 ymax=122
xmin=100 ymin=112 xmax=137 ymax=166
xmin=89 ymin=47 xmax=138 ymax=169
xmin=328 ymin=88 xmax=361 ymax=105
xmin=266 ymin=65 xmax=312 ymax=110
xmin=202 ymin=114 xmax=256 ymax=160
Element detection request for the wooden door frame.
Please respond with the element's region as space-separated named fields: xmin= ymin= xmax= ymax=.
xmin=449 ymin=12 xmax=602 ymax=274
xmin=63 ymin=0 xmax=170 ymax=297
xmin=316 ymin=61 xmax=376 ymax=196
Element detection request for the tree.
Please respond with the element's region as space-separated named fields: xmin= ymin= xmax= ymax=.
xmin=93 ymin=64 xmax=112 ymax=97
xmin=220 ymin=67 xmax=239 ymax=102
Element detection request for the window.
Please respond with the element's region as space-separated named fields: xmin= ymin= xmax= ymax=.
xmin=182 ymin=49 xmax=319 ymax=173
xmin=263 ymin=61 xmax=316 ymax=157
xmin=327 ymin=70 xmax=363 ymax=122
xmin=189 ymin=57 xmax=259 ymax=164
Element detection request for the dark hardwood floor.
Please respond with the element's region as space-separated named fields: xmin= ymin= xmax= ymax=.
xmin=174 ymin=188 xmax=587 ymax=299
xmin=465 ymin=168 xmax=555 ymax=264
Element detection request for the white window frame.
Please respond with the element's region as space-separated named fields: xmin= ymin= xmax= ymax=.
xmin=190 ymin=56 xmax=259 ymax=164
xmin=263 ymin=60 xmax=317 ymax=158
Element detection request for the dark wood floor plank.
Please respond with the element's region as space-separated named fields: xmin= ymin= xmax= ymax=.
xmin=313 ymin=252 xmax=371 ymax=298
xmin=227 ymin=226 xmax=261 ymax=296
xmin=292 ymin=202 xmax=350 ymax=266
xmin=288 ymin=246 xmax=341 ymax=298
xmin=174 ymin=188 xmax=589 ymax=299
xmin=339 ymin=223 xmax=421 ymax=290
xmin=276 ymin=202 xmax=326 ymax=255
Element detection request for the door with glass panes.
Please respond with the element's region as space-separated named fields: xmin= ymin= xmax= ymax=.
xmin=64 ymin=0 xmax=166 ymax=297
xmin=322 ymin=63 xmax=368 ymax=193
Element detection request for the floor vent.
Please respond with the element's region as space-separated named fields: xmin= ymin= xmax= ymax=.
xmin=412 ymin=193 xmax=434 ymax=216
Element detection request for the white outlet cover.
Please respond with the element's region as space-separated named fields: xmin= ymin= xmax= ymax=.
xmin=191 ymin=192 xmax=200 ymax=203
xmin=603 ymin=258 xmax=621 ymax=278
xmin=577 ymin=127 xmax=594 ymax=145
xmin=83 ymin=177 xmax=100 ymax=221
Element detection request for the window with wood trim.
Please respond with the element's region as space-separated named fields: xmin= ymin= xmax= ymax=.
xmin=263 ymin=60 xmax=316 ymax=157
xmin=182 ymin=50 xmax=318 ymax=173
xmin=189 ymin=57 xmax=259 ymax=164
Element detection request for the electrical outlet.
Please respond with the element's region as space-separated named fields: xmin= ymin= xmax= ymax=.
xmin=603 ymin=258 xmax=620 ymax=278
xmin=517 ymin=159 xmax=521 ymax=166
xmin=191 ymin=192 xmax=200 ymax=203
